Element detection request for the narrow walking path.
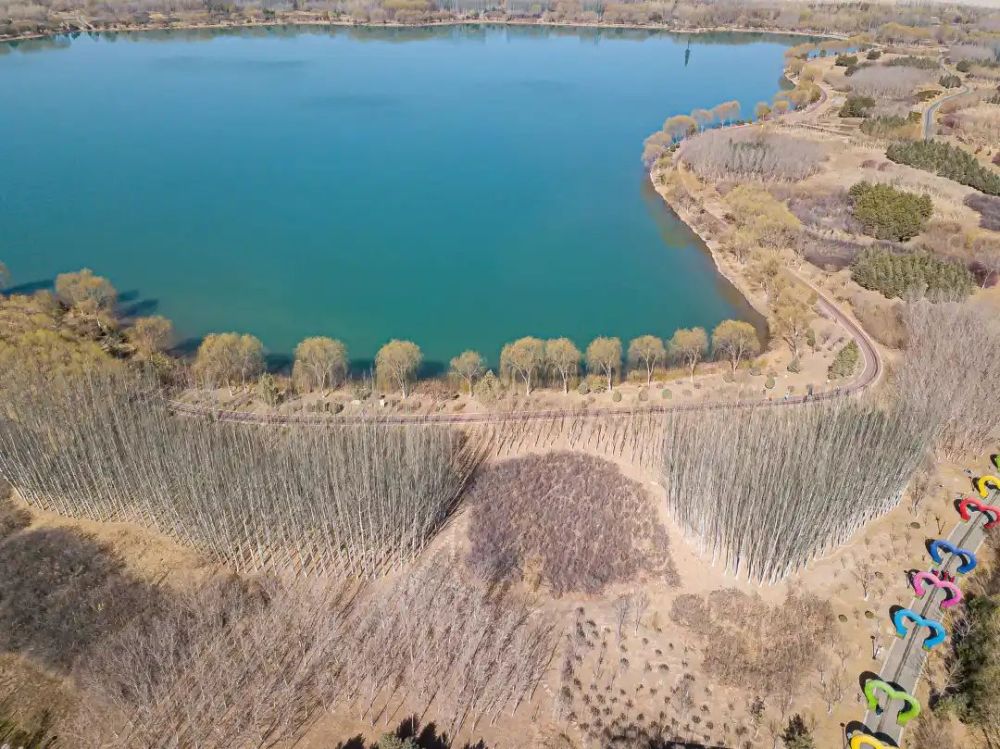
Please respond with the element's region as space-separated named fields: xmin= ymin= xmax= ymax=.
xmin=166 ymin=277 xmax=880 ymax=427
xmin=923 ymin=84 xmax=969 ymax=140
xmin=858 ymin=479 xmax=997 ymax=746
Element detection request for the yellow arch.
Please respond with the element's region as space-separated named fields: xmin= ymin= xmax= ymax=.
xmin=850 ymin=735 xmax=891 ymax=749
xmin=979 ymin=475 xmax=1000 ymax=498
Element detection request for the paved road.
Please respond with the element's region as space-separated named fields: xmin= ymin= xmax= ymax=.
xmin=858 ymin=482 xmax=998 ymax=746
xmin=923 ymin=84 xmax=969 ymax=140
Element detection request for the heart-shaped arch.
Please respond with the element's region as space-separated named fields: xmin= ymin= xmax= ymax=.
xmin=892 ymin=606 xmax=948 ymax=649
xmin=929 ymin=539 xmax=978 ymax=574
xmin=958 ymin=497 xmax=1000 ymax=530
xmin=863 ymin=678 xmax=921 ymax=727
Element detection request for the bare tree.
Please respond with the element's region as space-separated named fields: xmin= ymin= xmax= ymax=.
xmin=668 ymin=327 xmax=707 ymax=383
xmin=585 ymin=336 xmax=622 ymax=391
xmin=449 ymin=349 xmax=485 ymax=394
xmin=691 ymin=107 xmax=714 ymax=130
xmin=544 ymin=338 xmax=580 ymax=394
xmin=129 ymin=316 xmax=174 ymax=356
xmin=627 ymin=335 xmax=665 ymax=386
xmin=500 ymin=337 xmax=545 ymax=395
xmin=292 ymin=336 xmax=348 ymax=392
xmin=711 ymin=320 xmax=761 ymax=376
xmin=193 ymin=332 xmax=264 ymax=388
xmin=375 ymin=339 xmax=422 ymax=397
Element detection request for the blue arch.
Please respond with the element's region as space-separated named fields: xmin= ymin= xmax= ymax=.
xmin=929 ymin=539 xmax=977 ymax=574
xmin=892 ymin=607 xmax=947 ymax=650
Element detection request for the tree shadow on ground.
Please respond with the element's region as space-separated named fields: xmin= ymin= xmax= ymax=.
xmin=0 ymin=496 xmax=164 ymax=672
xmin=332 ymin=716 xmax=488 ymax=749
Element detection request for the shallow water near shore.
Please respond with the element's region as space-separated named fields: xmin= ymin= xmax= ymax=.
xmin=0 ymin=25 xmax=793 ymax=368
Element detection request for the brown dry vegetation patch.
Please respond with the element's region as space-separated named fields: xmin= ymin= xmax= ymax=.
xmin=465 ymin=452 xmax=677 ymax=595
xmin=670 ymin=589 xmax=834 ymax=695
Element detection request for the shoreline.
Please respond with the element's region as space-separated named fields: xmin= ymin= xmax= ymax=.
xmin=0 ymin=16 xmax=839 ymax=45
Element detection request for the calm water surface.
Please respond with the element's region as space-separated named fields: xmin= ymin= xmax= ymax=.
xmin=0 ymin=26 xmax=795 ymax=368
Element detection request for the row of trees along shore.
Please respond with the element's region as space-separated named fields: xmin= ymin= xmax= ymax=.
xmin=190 ymin=321 xmax=762 ymax=398
xmin=3 ymin=267 xmax=768 ymax=398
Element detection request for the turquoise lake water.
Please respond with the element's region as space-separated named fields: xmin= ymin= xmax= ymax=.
xmin=0 ymin=26 xmax=795 ymax=369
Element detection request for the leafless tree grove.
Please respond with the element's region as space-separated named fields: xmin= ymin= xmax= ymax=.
xmin=465 ymin=452 xmax=678 ymax=595
xmin=658 ymin=396 xmax=936 ymax=582
xmin=848 ymin=65 xmax=936 ymax=100
xmin=0 ymin=371 xmax=482 ymax=576
xmin=681 ymin=128 xmax=826 ymax=183
xmin=70 ymin=557 xmax=554 ymax=748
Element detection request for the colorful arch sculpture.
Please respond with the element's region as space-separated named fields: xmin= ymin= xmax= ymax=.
xmin=893 ymin=606 xmax=948 ymax=649
xmin=978 ymin=475 xmax=1000 ymax=498
xmin=911 ymin=571 xmax=964 ymax=608
xmin=863 ymin=678 xmax=921 ymax=726
xmin=959 ymin=497 xmax=1000 ymax=530
xmin=849 ymin=735 xmax=891 ymax=749
xmin=929 ymin=539 xmax=978 ymax=574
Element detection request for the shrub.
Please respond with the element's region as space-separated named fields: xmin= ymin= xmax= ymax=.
xmin=940 ymin=74 xmax=962 ymax=89
xmin=851 ymin=246 xmax=973 ymax=299
xmin=956 ymin=59 xmax=972 ymax=73
xmin=465 ymin=453 xmax=677 ymax=595
xmin=828 ymin=341 xmax=860 ymax=379
xmin=886 ymin=55 xmax=940 ymax=70
xmin=965 ymin=193 xmax=1000 ymax=231
xmin=577 ymin=379 xmax=589 ymax=395
xmin=765 ymin=376 xmax=776 ymax=390
xmin=611 ymin=390 xmax=622 ymax=403
xmin=867 ymin=49 xmax=882 ymax=60
xmin=835 ymin=54 xmax=858 ymax=67
xmin=681 ymin=129 xmax=826 ymax=182
xmin=661 ymin=388 xmax=672 ymax=399
xmin=886 ymin=139 xmax=1000 ymax=195
xmin=860 ymin=114 xmax=918 ymax=139
xmin=786 ymin=358 xmax=801 ymax=374
xmin=848 ymin=181 xmax=933 ymax=241
xmin=840 ymin=95 xmax=875 ymax=118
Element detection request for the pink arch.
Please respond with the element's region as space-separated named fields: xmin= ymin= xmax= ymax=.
xmin=912 ymin=571 xmax=963 ymax=609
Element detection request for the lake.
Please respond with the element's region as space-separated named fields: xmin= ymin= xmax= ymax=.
xmin=0 ymin=25 xmax=795 ymax=369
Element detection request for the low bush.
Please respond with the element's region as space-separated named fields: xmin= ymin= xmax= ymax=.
xmin=848 ymin=181 xmax=933 ymax=241
xmin=765 ymin=376 xmax=776 ymax=389
xmin=957 ymin=59 xmax=972 ymax=73
xmin=828 ymin=341 xmax=860 ymax=379
xmin=965 ymin=193 xmax=1000 ymax=231
xmin=850 ymin=246 xmax=974 ymax=299
xmin=867 ymin=49 xmax=882 ymax=60
xmin=887 ymin=55 xmax=940 ymax=70
xmin=887 ymin=139 xmax=1000 ymax=195
xmin=940 ymin=74 xmax=963 ymax=89
xmin=860 ymin=114 xmax=918 ymax=139
xmin=786 ymin=358 xmax=801 ymax=373
xmin=835 ymin=54 xmax=858 ymax=67
xmin=840 ymin=94 xmax=875 ymax=118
